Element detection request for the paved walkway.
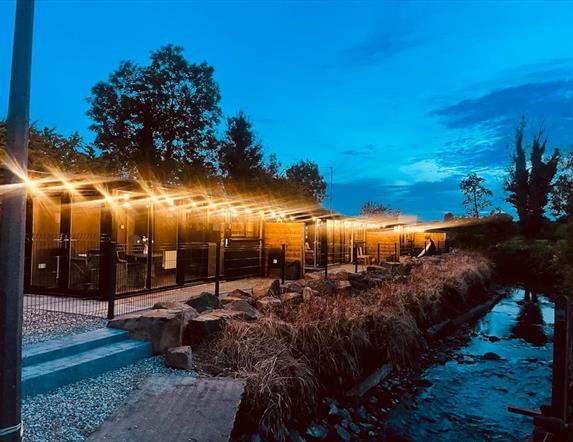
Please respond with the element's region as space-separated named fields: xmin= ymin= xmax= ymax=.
xmin=88 ymin=375 xmax=246 ymax=442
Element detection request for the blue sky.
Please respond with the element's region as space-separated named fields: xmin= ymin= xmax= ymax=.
xmin=1 ymin=0 xmax=573 ymax=220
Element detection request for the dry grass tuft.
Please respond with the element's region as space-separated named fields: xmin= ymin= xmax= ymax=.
xmin=208 ymin=251 xmax=492 ymax=439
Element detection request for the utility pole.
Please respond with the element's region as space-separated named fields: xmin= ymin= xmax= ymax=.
xmin=0 ymin=1 xmax=35 ymax=441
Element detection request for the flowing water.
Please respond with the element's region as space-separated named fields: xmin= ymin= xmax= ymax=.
xmin=385 ymin=288 xmax=554 ymax=441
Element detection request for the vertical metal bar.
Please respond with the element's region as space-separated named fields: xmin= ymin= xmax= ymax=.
xmin=214 ymin=240 xmax=221 ymax=297
xmin=146 ymin=203 xmax=153 ymax=289
xmin=23 ymin=197 xmax=33 ymax=290
xmin=0 ymin=1 xmax=34 ymax=440
xmin=552 ymin=296 xmax=569 ymax=421
xmin=101 ymin=239 xmax=117 ymax=320
xmin=175 ymin=203 xmax=184 ymax=285
xmin=281 ymin=244 xmax=286 ymax=284
xmin=58 ymin=191 xmax=71 ymax=290
xmin=394 ymin=242 xmax=397 ymax=262
xmin=354 ymin=245 xmax=358 ymax=273
xmin=377 ymin=243 xmax=380 ymax=264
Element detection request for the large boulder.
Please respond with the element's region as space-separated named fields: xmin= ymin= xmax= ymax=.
xmin=304 ymin=272 xmax=323 ymax=281
xmin=280 ymin=292 xmax=303 ymax=305
xmin=184 ymin=309 xmax=249 ymax=344
xmin=335 ymin=280 xmax=352 ymax=297
xmin=328 ymin=269 xmax=350 ymax=281
xmin=109 ymin=307 xmax=198 ymax=354
xmin=252 ymin=279 xmax=281 ymax=299
xmin=223 ymin=299 xmax=259 ymax=320
xmin=366 ymin=265 xmax=389 ymax=275
xmin=303 ymin=286 xmax=319 ymax=302
xmin=256 ymin=296 xmax=282 ymax=311
xmin=185 ymin=291 xmax=221 ymax=312
xmin=227 ymin=288 xmax=252 ymax=300
xmin=153 ymin=300 xmax=192 ymax=310
xmin=305 ymin=278 xmax=336 ymax=296
xmin=164 ymin=346 xmax=193 ymax=370
xmin=221 ymin=295 xmax=256 ymax=307
xmin=281 ymin=292 xmax=302 ymax=305
xmin=283 ymin=281 xmax=304 ymax=294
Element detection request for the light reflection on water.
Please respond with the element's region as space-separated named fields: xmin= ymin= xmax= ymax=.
xmin=386 ymin=288 xmax=554 ymax=441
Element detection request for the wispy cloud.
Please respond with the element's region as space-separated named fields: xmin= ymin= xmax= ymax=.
xmin=432 ymin=78 xmax=573 ymax=176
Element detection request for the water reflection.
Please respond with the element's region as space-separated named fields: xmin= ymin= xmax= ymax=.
xmin=511 ymin=289 xmax=548 ymax=346
xmin=384 ymin=288 xmax=553 ymax=441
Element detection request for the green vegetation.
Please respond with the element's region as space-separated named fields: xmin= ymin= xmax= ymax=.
xmin=459 ymin=172 xmax=492 ymax=218
xmin=359 ymin=200 xmax=400 ymax=218
xmin=504 ymin=118 xmax=559 ymax=237
xmin=1 ymin=44 xmax=327 ymax=203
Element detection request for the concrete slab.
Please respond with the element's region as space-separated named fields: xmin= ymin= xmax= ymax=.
xmin=88 ymin=375 xmax=246 ymax=442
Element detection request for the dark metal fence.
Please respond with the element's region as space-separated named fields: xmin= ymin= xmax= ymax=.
xmin=25 ymin=240 xmax=288 ymax=319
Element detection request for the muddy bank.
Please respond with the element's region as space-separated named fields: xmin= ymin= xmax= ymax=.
xmin=194 ymin=252 xmax=495 ymax=440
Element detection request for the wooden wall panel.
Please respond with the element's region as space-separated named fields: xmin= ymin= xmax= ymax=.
xmin=264 ymin=222 xmax=304 ymax=263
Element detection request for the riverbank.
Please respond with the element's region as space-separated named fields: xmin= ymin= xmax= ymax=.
xmin=195 ymin=251 xmax=494 ymax=440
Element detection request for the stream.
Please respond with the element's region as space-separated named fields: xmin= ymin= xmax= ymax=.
xmin=384 ymin=287 xmax=554 ymax=441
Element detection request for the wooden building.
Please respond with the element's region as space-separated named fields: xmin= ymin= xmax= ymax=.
xmin=24 ymin=176 xmax=446 ymax=299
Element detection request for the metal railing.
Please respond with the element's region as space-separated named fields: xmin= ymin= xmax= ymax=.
xmin=24 ymin=239 xmax=289 ymax=319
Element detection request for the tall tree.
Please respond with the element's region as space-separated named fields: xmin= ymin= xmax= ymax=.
xmin=284 ymin=160 xmax=326 ymax=203
xmin=87 ymin=44 xmax=221 ymax=182
xmin=460 ymin=172 xmax=492 ymax=218
xmin=218 ymin=111 xmax=265 ymax=182
xmin=0 ymin=122 xmax=96 ymax=173
xmin=550 ymin=150 xmax=573 ymax=219
xmin=360 ymin=200 xmax=400 ymax=218
xmin=505 ymin=119 xmax=559 ymax=235
xmin=505 ymin=119 xmax=529 ymax=224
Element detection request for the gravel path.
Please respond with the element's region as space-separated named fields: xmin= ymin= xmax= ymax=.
xmin=23 ymin=310 xmax=107 ymax=345
xmin=22 ymin=357 xmax=190 ymax=442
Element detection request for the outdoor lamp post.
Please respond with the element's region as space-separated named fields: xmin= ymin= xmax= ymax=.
xmin=0 ymin=0 xmax=35 ymax=441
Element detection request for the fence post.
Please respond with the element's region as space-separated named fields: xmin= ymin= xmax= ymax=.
xmin=354 ymin=244 xmax=358 ymax=273
xmin=551 ymin=296 xmax=570 ymax=421
xmin=377 ymin=243 xmax=381 ymax=264
xmin=324 ymin=240 xmax=328 ymax=278
xmin=214 ymin=240 xmax=221 ymax=297
xmin=260 ymin=239 xmax=265 ymax=277
xmin=394 ymin=243 xmax=398 ymax=263
xmin=99 ymin=236 xmax=117 ymax=320
xmin=281 ymin=244 xmax=286 ymax=284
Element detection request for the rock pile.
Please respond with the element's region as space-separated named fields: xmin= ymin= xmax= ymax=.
xmin=108 ymin=260 xmax=420 ymax=367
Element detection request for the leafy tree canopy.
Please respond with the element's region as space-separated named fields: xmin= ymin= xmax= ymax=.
xmin=460 ymin=172 xmax=492 ymax=218
xmin=504 ymin=118 xmax=559 ymax=235
xmin=218 ymin=111 xmax=265 ymax=182
xmin=87 ymin=44 xmax=221 ymax=183
xmin=550 ymin=149 xmax=573 ymax=219
xmin=284 ymin=160 xmax=326 ymax=203
xmin=360 ymin=200 xmax=400 ymax=218
xmin=0 ymin=121 xmax=96 ymax=174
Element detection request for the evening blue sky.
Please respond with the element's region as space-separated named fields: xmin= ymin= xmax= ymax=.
xmin=2 ymin=0 xmax=573 ymax=220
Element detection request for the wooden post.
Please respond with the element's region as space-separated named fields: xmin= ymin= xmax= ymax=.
xmin=214 ymin=240 xmax=221 ymax=297
xmin=281 ymin=243 xmax=286 ymax=284
xmin=551 ymin=296 xmax=569 ymax=421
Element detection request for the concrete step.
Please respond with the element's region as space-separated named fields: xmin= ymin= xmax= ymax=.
xmin=23 ymin=328 xmax=129 ymax=367
xmin=22 ymin=338 xmax=151 ymax=397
